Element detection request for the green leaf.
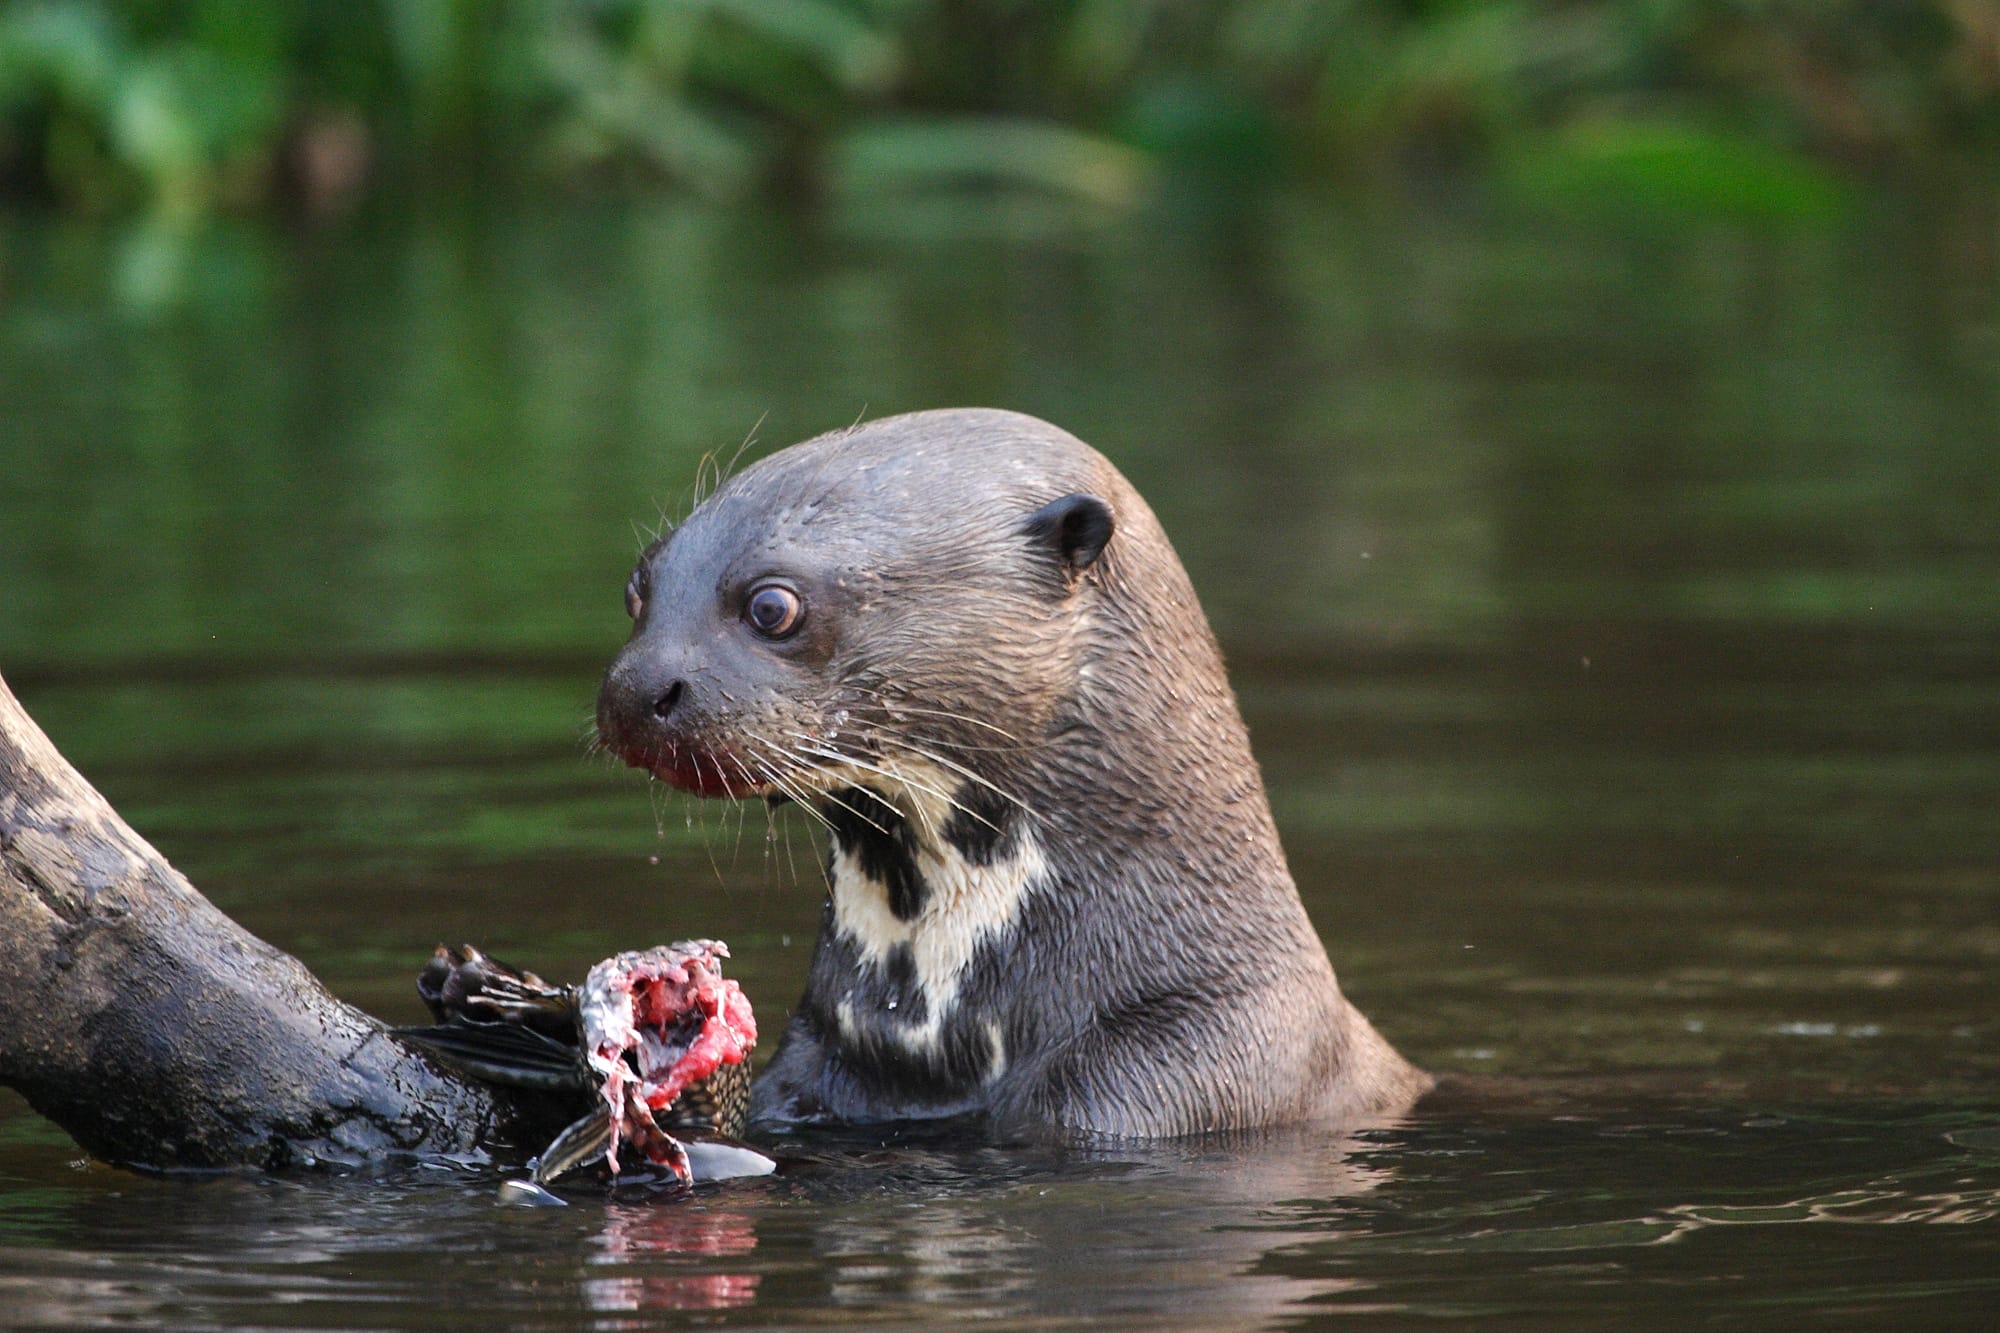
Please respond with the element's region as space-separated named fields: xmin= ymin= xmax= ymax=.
xmin=832 ymin=116 xmax=1154 ymax=207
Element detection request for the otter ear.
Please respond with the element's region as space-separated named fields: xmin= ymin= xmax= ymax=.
xmin=1021 ymin=493 xmax=1114 ymax=579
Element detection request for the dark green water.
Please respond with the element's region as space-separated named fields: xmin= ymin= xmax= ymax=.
xmin=1 ymin=183 xmax=1997 ymax=1327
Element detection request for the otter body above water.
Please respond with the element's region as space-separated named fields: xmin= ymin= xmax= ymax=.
xmin=597 ymin=409 xmax=1430 ymax=1138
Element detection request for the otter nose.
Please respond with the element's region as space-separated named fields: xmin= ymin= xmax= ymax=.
xmin=597 ymin=647 xmax=694 ymax=762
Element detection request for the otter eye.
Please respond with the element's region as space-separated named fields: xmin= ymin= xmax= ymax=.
xmin=624 ymin=569 xmax=647 ymax=621
xmin=744 ymin=582 xmax=804 ymax=638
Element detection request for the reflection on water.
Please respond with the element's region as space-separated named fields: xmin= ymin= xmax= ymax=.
xmin=1 ymin=182 xmax=1997 ymax=1324
xmin=588 ymin=1203 xmax=761 ymax=1314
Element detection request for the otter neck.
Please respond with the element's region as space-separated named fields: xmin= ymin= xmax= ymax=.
xmin=806 ymin=780 xmax=1043 ymax=1093
xmin=798 ymin=711 xmax=1303 ymax=1104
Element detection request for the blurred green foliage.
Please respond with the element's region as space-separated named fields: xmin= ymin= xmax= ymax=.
xmin=0 ymin=0 xmax=1994 ymax=216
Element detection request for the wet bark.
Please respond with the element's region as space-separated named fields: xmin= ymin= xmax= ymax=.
xmin=0 ymin=670 xmax=532 ymax=1171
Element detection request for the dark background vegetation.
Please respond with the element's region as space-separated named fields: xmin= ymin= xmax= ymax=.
xmin=1 ymin=0 xmax=1995 ymax=218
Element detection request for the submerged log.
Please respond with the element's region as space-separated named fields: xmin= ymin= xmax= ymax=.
xmin=0 ymin=669 xmax=537 ymax=1171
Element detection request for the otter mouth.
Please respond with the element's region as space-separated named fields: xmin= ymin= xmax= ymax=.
xmin=607 ymin=727 xmax=886 ymax=807
xmin=607 ymin=736 xmax=768 ymax=800
xmin=646 ymin=749 xmax=765 ymax=800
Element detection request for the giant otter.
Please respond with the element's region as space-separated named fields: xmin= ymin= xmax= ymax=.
xmin=597 ymin=409 xmax=1430 ymax=1139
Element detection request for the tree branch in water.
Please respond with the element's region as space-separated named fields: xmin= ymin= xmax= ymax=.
xmin=0 ymin=669 xmax=547 ymax=1171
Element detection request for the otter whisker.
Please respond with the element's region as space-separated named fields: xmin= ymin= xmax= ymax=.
xmin=776 ymin=732 xmax=980 ymax=837
xmin=724 ymin=751 xmax=765 ymax=799
xmin=862 ymin=728 xmax=1035 ymax=757
xmin=895 ymin=773 xmax=941 ymax=840
xmin=755 ymin=763 xmax=816 ymax=819
xmin=750 ymin=756 xmax=829 ymax=889
xmin=753 ymin=760 xmax=809 ymax=886
xmin=764 ymin=756 xmax=892 ymax=832
xmin=725 ymin=765 xmax=750 ymax=867
xmin=850 ymin=699 xmax=1032 ymax=747
xmin=858 ymin=760 xmax=939 ymax=840
xmin=693 ymin=449 xmax=719 ymax=505
xmin=640 ymin=498 xmax=680 ymax=548
xmin=643 ymin=772 xmax=667 ymax=836
xmin=833 ymin=678 xmax=1039 ymax=755
xmin=838 ymin=723 xmax=1038 ymax=821
xmin=687 ymin=752 xmax=730 ymax=884
xmin=721 ymin=414 xmax=764 ymax=486
xmin=748 ymin=754 xmax=834 ymax=835
xmin=724 ymin=751 xmax=783 ymax=877
xmin=901 ymin=750 xmax=1033 ymax=824
xmin=797 ymin=774 xmax=896 ymax=839
xmin=779 ymin=728 xmax=965 ymax=832
xmin=785 ymin=770 xmax=896 ymax=836
xmin=741 ymin=732 xmax=895 ymax=838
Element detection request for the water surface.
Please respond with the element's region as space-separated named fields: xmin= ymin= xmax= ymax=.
xmin=1 ymin=184 xmax=1996 ymax=1326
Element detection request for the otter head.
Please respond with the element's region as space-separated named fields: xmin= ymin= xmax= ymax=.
xmin=596 ymin=409 xmax=1120 ymax=818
